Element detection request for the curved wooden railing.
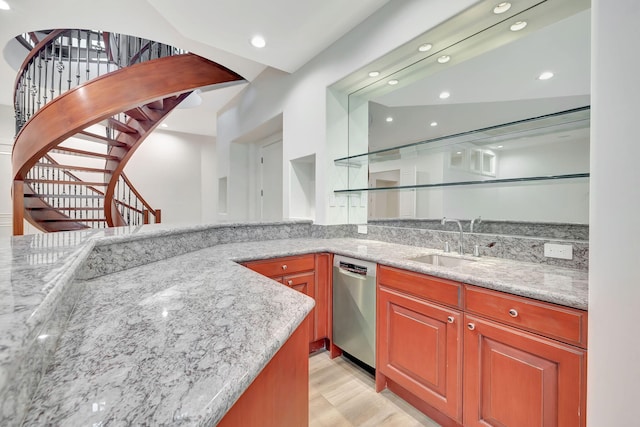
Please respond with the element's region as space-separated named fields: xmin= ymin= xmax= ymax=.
xmin=12 ymin=30 xmax=244 ymax=234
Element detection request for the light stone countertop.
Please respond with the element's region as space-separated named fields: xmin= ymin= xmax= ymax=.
xmin=21 ymin=238 xmax=587 ymax=426
xmin=1 ymin=226 xmax=587 ymax=426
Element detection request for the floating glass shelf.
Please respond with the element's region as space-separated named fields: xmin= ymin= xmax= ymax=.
xmin=333 ymin=173 xmax=589 ymax=194
xmin=334 ymin=106 xmax=590 ymax=168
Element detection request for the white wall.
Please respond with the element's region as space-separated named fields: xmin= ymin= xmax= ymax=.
xmin=0 ymin=104 xmax=12 ymax=237
xmin=124 ymin=130 xmax=214 ymax=226
xmin=588 ymin=1 xmax=640 ymax=425
xmin=217 ymin=0 xmax=478 ymax=224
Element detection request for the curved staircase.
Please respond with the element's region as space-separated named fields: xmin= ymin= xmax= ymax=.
xmin=11 ymin=30 xmax=244 ymax=234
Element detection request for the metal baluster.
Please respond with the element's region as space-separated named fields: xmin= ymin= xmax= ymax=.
xmin=50 ymin=41 xmax=55 ymax=102
xmin=31 ymin=62 xmax=36 ymax=117
xmin=96 ymin=32 xmax=101 ymax=77
xmin=67 ymin=31 xmax=72 ymax=90
xmin=75 ymin=29 xmax=81 ymax=85
xmin=85 ymin=31 xmax=90 ymax=81
xmin=57 ymin=34 xmax=63 ymax=97
xmin=37 ymin=52 xmax=42 ymax=110
xmin=43 ymin=45 xmax=48 ymax=105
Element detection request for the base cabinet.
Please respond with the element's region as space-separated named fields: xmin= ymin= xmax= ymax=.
xmin=376 ymin=266 xmax=587 ymax=427
xmin=463 ymin=314 xmax=587 ymax=427
xmin=377 ymin=286 xmax=463 ymax=421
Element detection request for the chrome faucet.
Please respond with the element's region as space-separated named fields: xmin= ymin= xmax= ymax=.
xmin=470 ymin=216 xmax=482 ymax=233
xmin=441 ymin=217 xmax=464 ymax=255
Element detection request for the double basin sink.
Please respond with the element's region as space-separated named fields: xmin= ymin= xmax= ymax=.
xmin=407 ymin=253 xmax=478 ymax=268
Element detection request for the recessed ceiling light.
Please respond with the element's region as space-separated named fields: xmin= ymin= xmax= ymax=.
xmin=161 ymin=123 xmax=168 ymax=128
xmin=388 ymin=79 xmax=399 ymax=85
xmin=496 ymin=145 xmax=504 ymax=148
xmin=250 ymin=35 xmax=266 ymax=48
xmin=430 ymin=122 xmax=438 ymax=127
xmin=493 ymin=2 xmax=512 ymax=14
xmin=439 ymin=91 xmax=450 ymax=99
xmin=510 ymin=21 xmax=527 ymax=31
xmin=368 ymin=71 xmax=380 ymax=77
xmin=0 ymin=1 xmax=9 ymax=10
xmin=456 ymin=151 xmax=462 ymax=155
xmin=538 ymin=71 xmax=554 ymax=80
xmin=418 ymin=43 xmax=433 ymax=52
xmin=386 ymin=117 xmax=393 ymax=123
xmin=437 ymin=55 xmax=451 ymax=64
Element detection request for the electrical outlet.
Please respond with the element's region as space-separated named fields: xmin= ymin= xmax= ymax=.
xmin=357 ymin=225 xmax=367 ymax=234
xmin=544 ymin=243 xmax=573 ymax=260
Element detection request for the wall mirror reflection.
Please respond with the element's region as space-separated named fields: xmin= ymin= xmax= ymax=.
xmin=333 ymin=0 xmax=590 ymax=241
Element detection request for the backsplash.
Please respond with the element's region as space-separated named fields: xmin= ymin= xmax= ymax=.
xmin=356 ymin=224 xmax=588 ymax=270
xmin=369 ymin=219 xmax=589 ymax=241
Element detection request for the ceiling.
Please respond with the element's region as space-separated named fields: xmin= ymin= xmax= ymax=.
xmin=0 ymin=0 xmax=389 ymax=136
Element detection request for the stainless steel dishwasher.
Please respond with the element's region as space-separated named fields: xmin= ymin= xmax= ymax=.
xmin=332 ymin=255 xmax=377 ymax=369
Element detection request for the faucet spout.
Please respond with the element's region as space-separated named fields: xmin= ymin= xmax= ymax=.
xmin=441 ymin=217 xmax=464 ymax=255
xmin=470 ymin=216 xmax=482 ymax=233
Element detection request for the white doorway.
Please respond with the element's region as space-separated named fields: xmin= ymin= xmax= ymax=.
xmin=368 ymin=170 xmax=400 ymax=219
xmin=259 ymin=140 xmax=283 ymax=221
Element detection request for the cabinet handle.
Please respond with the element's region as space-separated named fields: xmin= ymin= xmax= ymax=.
xmin=282 ymin=264 xmax=288 ymax=271
xmin=508 ymin=309 xmax=519 ymax=318
xmin=467 ymin=323 xmax=475 ymax=331
xmin=447 ymin=316 xmax=455 ymax=324
xmin=287 ymin=280 xmax=293 ymax=286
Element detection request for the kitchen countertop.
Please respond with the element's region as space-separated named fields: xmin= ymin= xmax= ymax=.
xmin=2 ymin=228 xmax=588 ymax=426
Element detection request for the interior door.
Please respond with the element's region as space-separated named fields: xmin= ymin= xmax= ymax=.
xmin=260 ymin=140 xmax=283 ymax=221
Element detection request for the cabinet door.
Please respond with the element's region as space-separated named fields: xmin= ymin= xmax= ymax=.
xmin=378 ymin=285 xmax=463 ymax=421
xmin=463 ymin=314 xmax=586 ymax=427
xmin=285 ymin=272 xmax=316 ymax=343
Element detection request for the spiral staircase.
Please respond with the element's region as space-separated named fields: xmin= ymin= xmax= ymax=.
xmin=11 ymin=30 xmax=244 ymax=235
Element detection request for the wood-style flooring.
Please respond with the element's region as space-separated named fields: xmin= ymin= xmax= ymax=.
xmin=309 ymin=351 xmax=440 ymax=427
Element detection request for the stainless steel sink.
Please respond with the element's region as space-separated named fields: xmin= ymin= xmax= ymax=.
xmin=407 ymin=254 xmax=477 ymax=268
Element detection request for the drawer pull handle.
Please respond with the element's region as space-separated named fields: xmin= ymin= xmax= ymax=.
xmin=282 ymin=264 xmax=288 ymax=270
xmin=288 ymin=280 xmax=293 ymax=286
xmin=447 ymin=316 xmax=455 ymax=324
xmin=467 ymin=323 xmax=475 ymax=331
xmin=508 ymin=309 xmax=519 ymax=318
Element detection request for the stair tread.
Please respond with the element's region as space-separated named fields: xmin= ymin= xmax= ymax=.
xmin=51 ymin=146 xmax=121 ymax=160
xmin=34 ymin=163 xmax=115 ymax=173
xmin=107 ymin=117 xmax=138 ymax=134
xmin=25 ymin=179 xmax=107 ymax=186
xmin=77 ymin=131 xmax=128 ymax=147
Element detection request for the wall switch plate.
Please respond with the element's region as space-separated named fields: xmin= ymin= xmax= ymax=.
xmin=357 ymin=225 xmax=367 ymax=234
xmin=544 ymin=243 xmax=573 ymax=260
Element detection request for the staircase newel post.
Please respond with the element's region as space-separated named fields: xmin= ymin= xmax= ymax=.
xmin=155 ymin=209 xmax=161 ymax=224
xmin=143 ymin=209 xmax=149 ymax=224
xmin=12 ymin=181 xmax=24 ymax=236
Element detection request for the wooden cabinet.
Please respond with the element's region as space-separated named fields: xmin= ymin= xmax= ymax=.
xmin=242 ymin=253 xmax=331 ymax=351
xmin=463 ymin=314 xmax=586 ymax=427
xmin=376 ymin=267 xmax=587 ymax=427
xmin=377 ymin=266 xmax=463 ymax=422
xmin=463 ymin=285 xmax=587 ymax=427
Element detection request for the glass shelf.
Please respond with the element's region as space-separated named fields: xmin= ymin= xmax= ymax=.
xmin=334 ymin=173 xmax=589 ymax=194
xmin=334 ymin=106 xmax=590 ymax=168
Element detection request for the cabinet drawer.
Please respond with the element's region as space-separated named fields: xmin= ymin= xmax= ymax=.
xmin=378 ymin=265 xmax=461 ymax=308
xmin=243 ymin=254 xmax=315 ymax=278
xmin=465 ymin=285 xmax=587 ymax=348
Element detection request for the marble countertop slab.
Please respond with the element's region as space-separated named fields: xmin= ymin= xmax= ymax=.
xmin=22 ymin=237 xmax=587 ymax=426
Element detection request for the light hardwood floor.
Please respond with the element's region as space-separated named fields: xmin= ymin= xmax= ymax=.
xmin=309 ymin=351 xmax=440 ymax=427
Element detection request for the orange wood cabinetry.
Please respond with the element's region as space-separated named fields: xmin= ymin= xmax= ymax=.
xmin=243 ymin=253 xmax=331 ymax=351
xmin=217 ymin=315 xmax=310 ymax=427
xmin=377 ymin=266 xmax=463 ymax=422
xmin=463 ymin=314 xmax=587 ymax=427
xmin=376 ymin=267 xmax=587 ymax=427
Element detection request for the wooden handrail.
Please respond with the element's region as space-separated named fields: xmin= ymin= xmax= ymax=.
xmin=12 ymin=53 xmax=243 ymax=179
xmin=121 ymin=172 xmax=156 ymax=215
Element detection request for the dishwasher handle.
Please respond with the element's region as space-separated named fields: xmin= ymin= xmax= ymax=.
xmin=336 ymin=268 xmax=368 ymax=281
